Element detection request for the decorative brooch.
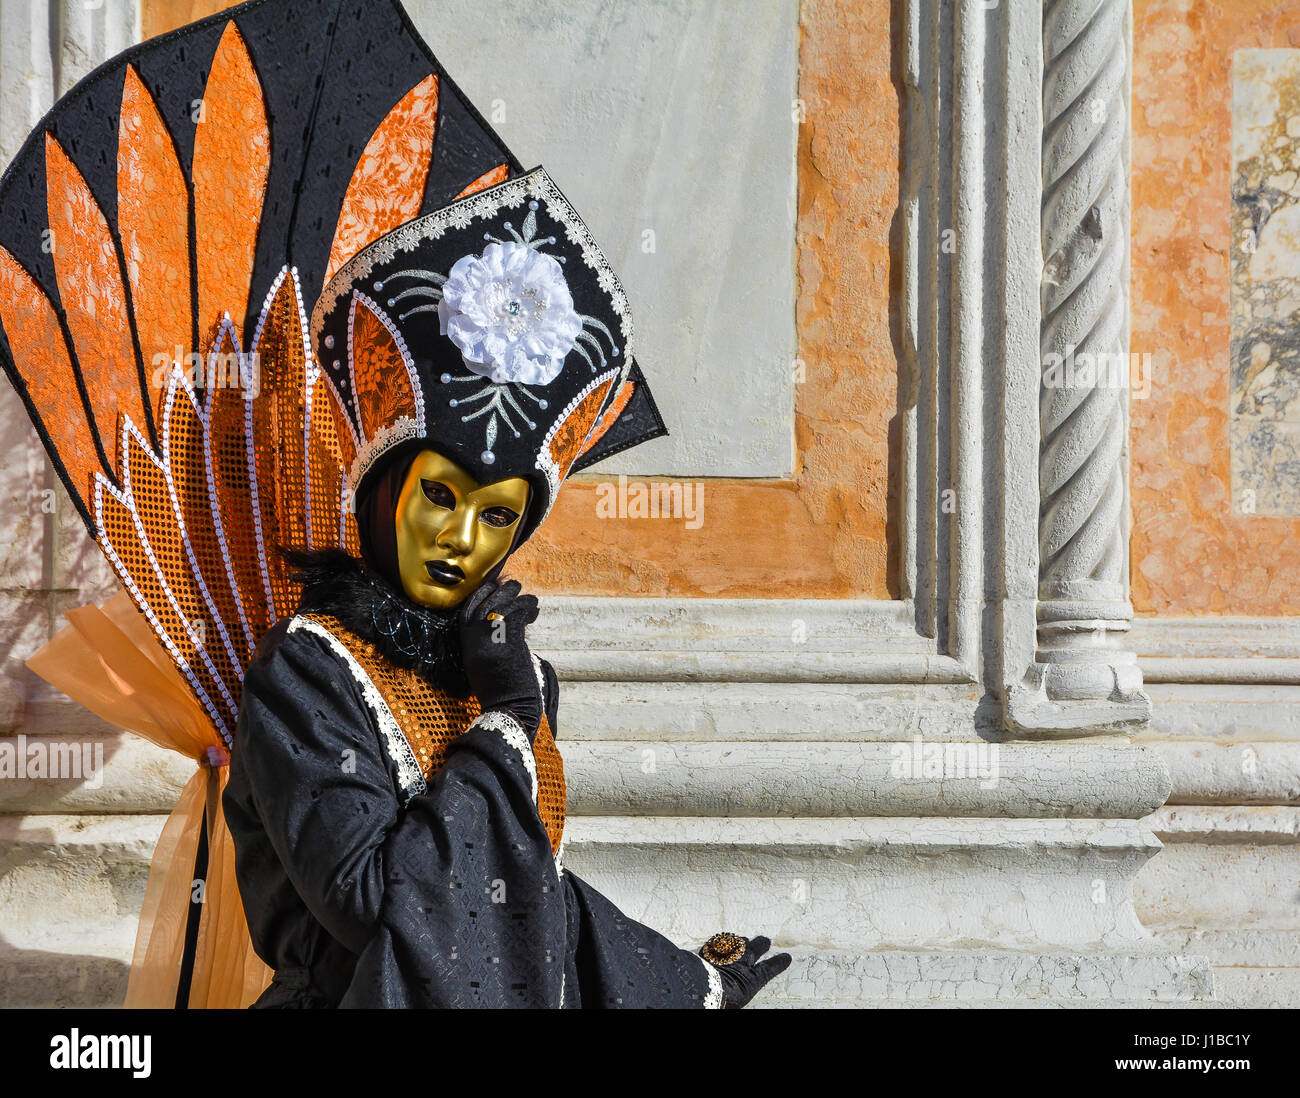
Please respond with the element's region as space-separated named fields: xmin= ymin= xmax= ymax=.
xmin=699 ymin=931 xmax=747 ymax=966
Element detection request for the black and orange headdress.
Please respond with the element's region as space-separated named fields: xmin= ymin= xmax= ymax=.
xmin=0 ymin=0 xmax=664 ymax=1006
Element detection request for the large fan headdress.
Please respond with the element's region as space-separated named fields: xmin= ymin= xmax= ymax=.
xmin=0 ymin=0 xmax=665 ymax=1006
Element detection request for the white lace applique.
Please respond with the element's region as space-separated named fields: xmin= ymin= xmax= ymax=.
xmin=287 ymin=616 xmax=427 ymax=801
xmin=700 ymin=957 xmax=724 ymax=1009
xmin=470 ymin=710 xmax=538 ymax=805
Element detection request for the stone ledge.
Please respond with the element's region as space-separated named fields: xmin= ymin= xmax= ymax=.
xmin=761 ymin=947 xmax=1214 ymax=1005
xmin=562 ymin=740 xmax=1170 ymax=818
xmin=1 ymin=737 xmax=1171 ymax=819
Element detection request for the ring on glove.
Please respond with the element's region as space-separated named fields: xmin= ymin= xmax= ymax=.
xmin=700 ymin=932 xmax=747 ymax=966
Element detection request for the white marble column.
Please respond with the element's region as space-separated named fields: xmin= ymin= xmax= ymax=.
xmin=1005 ymin=0 xmax=1151 ymax=734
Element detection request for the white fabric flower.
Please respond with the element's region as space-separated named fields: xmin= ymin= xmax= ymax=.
xmin=438 ymin=241 xmax=581 ymax=386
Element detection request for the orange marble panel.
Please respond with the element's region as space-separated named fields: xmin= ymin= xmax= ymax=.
xmin=1132 ymin=0 xmax=1300 ymax=614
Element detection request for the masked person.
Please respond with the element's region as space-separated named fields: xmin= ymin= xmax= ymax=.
xmin=224 ymin=437 xmax=788 ymax=1008
xmin=0 ymin=0 xmax=789 ymax=1008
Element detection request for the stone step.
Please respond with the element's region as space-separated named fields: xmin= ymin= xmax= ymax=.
xmin=0 ymin=814 xmax=159 ymax=1008
xmin=0 ymin=733 xmax=1168 ymax=819
xmin=761 ymin=948 xmax=1214 ymax=1005
xmin=0 ymin=813 xmax=1222 ymax=1006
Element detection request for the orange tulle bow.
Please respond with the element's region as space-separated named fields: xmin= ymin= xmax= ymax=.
xmin=27 ymin=590 xmax=271 ymax=1008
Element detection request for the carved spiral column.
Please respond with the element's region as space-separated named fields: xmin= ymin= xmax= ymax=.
xmin=1032 ymin=0 xmax=1148 ymax=721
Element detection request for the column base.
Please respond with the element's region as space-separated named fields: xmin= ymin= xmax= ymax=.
xmin=1005 ymin=666 xmax=1152 ymax=736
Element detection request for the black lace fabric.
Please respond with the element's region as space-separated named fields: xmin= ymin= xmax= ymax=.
xmin=279 ymin=546 xmax=470 ymax=696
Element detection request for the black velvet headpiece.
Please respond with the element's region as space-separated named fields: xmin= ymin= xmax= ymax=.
xmin=311 ymin=166 xmax=666 ymax=547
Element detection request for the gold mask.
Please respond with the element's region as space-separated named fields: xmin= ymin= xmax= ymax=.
xmin=394 ymin=449 xmax=530 ymax=610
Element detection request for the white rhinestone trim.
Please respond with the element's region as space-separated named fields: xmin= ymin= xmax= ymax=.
xmin=534 ymin=367 xmax=618 ymax=524
xmin=348 ymin=414 xmax=423 ymax=501
xmin=198 ymin=328 xmax=257 ymax=663
xmin=469 ymin=710 xmax=538 ymax=805
xmin=287 ymin=616 xmax=427 ymax=801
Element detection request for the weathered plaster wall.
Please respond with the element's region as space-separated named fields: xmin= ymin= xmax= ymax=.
xmin=1132 ymin=0 xmax=1300 ymax=615
xmin=142 ymin=0 xmax=900 ymax=600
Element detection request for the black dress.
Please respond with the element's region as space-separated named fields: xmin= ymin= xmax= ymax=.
xmin=223 ymin=602 xmax=721 ymax=1009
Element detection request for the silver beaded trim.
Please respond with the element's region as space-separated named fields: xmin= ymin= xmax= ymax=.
xmin=288 ymin=616 xmax=427 ymax=801
xmin=535 ymin=367 xmax=618 ymax=524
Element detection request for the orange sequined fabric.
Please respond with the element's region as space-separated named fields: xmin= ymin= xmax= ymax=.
xmin=301 ymin=612 xmax=567 ymax=855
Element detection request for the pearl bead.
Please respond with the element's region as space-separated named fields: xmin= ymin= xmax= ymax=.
xmin=482 ymin=449 xmax=495 ymax=464
xmin=440 ymin=373 xmax=452 ymax=383
xmin=324 ymin=335 xmax=335 ymax=349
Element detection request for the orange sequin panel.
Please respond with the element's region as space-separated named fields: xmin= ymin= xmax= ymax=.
xmin=118 ymin=416 xmax=242 ymax=731
xmin=549 ymin=379 xmax=614 ymax=481
xmin=193 ymin=22 xmax=269 ymax=350
xmin=248 ymin=274 xmax=310 ymax=622
xmin=455 ymin=163 xmax=510 ymax=200
xmin=97 ymin=428 xmax=236 ymax=739
xmin=206 ymin=323 xmax=274 ymax=647
xmin=349 ymin=296 xmax=418 ymax=444
xmin=45 ymin=135 xmax=151 ymax=461
xmin=0 ymin=247 xmax=102 ymax=507
xmin=304 ymin=369 xmax=352 ymax=553
xmin=576 ymin=378 xmax=635 ymax=462
xmin=119 ymin=65 xmax=191 ymax=423
xmin=325 ymin=74 xmax=440 ymax=288
xmin=306 ymin=613 xmax=567 ymax=855
xmin=162 ymin=373 xmax=258 ymax=671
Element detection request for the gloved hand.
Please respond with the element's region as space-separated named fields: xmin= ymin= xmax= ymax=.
xmin=457 ymin=578 xmax=543 ymax=741
xmin=701 ymin=934 xmax=792 ymax=1008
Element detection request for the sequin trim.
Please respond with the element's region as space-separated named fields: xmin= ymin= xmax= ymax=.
xmin=700 ymin=957 xmax=724 ymax=1009
xmin=287 ymin=615 xmax=427 ymax=800
xmin=470 ymin=709 xmax=538 ymax=805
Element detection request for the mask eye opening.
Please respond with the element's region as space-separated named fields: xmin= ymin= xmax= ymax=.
xmin=420 ymin=479 xmax=456 ymax=509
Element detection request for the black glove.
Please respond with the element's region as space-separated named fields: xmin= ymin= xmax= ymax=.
xmin=457 ymin=578 xmax=543 ymax=741
xmin=702 ymin=934 xmax=792 ymax=1008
